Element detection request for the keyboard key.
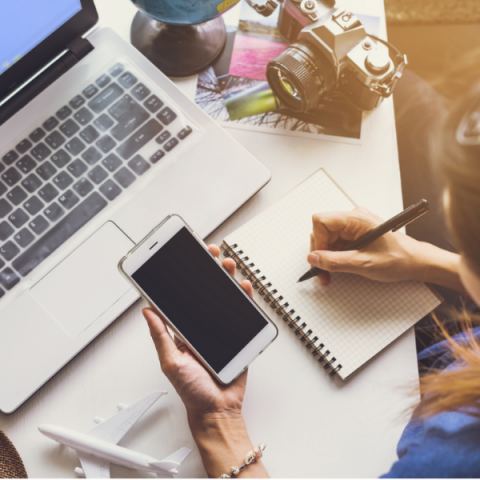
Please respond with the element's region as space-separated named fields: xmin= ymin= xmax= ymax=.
xmin=51 ymin=149 xmax=71 ymax=168
xmin=29 ymin=128 xmax=46 ymax=143
xmin=83 ymin=84 xmax=99 ymax=99
xmin=109 ymin=63 xmax=124 ymax=77
xmin=0 ymin=164 xmax=4 ymax=174
xmin=164 ymin=138 xmax=179 ymax=152
xmin=96 ymin=135 xmax=116 ymax=153
xmin=0 ymin=199 xmax=12 ymax=218
xmin=117 ymin=119 xmax=163 ymax=160
xmin=80 ymin=125 xmax=100 ymax=144
xmin=2 ymin=167 xmax=22 ymax=186
xmin=102 ymin=153 xmax=122 ymax=172
xmin=36 ymin=161 xmax=57 ymax=181
xmin=69 ymin=95 xmax=85 ymax=109
xmin=108 ymin=94 xmax=136 ymax=120
xmin=2 ymin=150 xmax=19 ymax=165
xmin=88 ymin=166 xmax=108 ymax=185
xmin=0 ymin=222 xmax=13 ymax=241
xmin=53 ymin=171 xmax=74 ymax=190
xmin=74 ymin=107 xmax=94 ymax=126
xmin=16 ymin=139 xmax=32 ymax=154
xmin=178 ymin=126 xmax=193 ymax=139
xmin=22 ymin=174 xmax=42 ymax=193
xmin=43 ymin=116 xmax=59 ymax=131
xmin=0 ymin=241 xmax=19 ymax=261
xmin=144 ymin=95 xmax=164 ymax=113
xmin=58 ymin=190 xmax=79 ymax=210
xmin=0 ymin=182 xmax=6 ymax=197
xmin=14 ymin=228 xmax=34 ymax=248
xmin=128 ymin=155 xmax=150 ymax=176
xmin=7 ymin=186 xmax=27 ymax=206
xmin=59 ymin=119 xmax=80 ymax=138
xmin=110 ymin=104 xmax=149 ymax=141
xmin=56 ymin=105 xmax=72 ymax=120
xmin=73 ymin=178 xmax=94 ymax=197
xmin=99 ymin=179 xmax=122 ymax=202
xmin=67 ymin=159 xmax=88 ymax=178
xmin=81 ymin=147 xmax=102 ymax=165
xmin=13 ymin=192 xmax=108 ymax=277
xmin=113 ymin=167 xmax=136 ymax=188
xmin=16 ymin=155 xmax=36 ymax=173
xmin=8 ymin=209 xmax=29 ymax=229
xmin=96 ymin=74 xmax=111 ymax=88
xmin=156 ymin=131 xmax=171 ymax=144
xmin=44 ymin=202 xmax=64 ymax=222
xmin=30 ymin=143 xmax=52 ymax=161
xmin=150 ymin=150 xmax=165 ymax=164
xmin=118 ymin=71 xmax=138 ymax=89
xmin=94 ymin=114 xmax=114 ymax=132
xmin=65 ymin=137 xmax=86 ymax=156
xmin=157 ymin=107 xmax=177 ymax=125
xmin=0 ymin=267 xmax=20 ymax=290
xmin=38 ymin=183 xmax=59 ymax=203
xmin=88 ymin=83 xmax=124 ymax=114
xmin=29 ymin=215 xmax=49 ymax=235
xmin=132 ymin=83 xmax=151 ymax=101
xmin=0 ymin=261 xmax=4 ymax=271
xmin=23 ymin=196 xmax=44 ymax=215
xmin=45 ymin=131 xmax=66 ymax=149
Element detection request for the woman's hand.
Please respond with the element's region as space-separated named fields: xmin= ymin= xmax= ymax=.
xmin=143 ymin=245 xmax=269 ymax=478
xmin=308 ymin=207 xmax=450 ymax=286
xmin=142 ymin=244 xmax=253 ymax=420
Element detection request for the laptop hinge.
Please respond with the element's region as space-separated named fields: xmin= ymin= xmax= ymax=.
xmin=0 ymin=36 xmax=94 ymax=126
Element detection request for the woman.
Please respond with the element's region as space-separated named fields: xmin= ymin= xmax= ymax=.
xmin=142 ymin=75 xmax=480 ymax=477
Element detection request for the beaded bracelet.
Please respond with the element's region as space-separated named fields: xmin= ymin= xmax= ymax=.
xmin=219 ymin=443 xmax=266 ymax=478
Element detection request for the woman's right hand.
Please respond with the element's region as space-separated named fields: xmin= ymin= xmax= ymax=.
xmin=308 ymin=207 xmax=431 ymax=286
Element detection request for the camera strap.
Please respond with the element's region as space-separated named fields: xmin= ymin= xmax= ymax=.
xmin=369 ymin=35 xmax=408 ymax=99
xmin=245 ymin=0 xmax=279 ymax=17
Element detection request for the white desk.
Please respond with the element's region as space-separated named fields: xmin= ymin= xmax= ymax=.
xmin=0 ymin=0 xmax=419 ymax=477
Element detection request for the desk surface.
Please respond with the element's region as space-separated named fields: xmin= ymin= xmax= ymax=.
xmin=0 ymin=0 xmax=419 ymax=477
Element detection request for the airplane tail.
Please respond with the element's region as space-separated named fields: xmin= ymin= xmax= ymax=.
xmin=149 ymin=447 xmax=192 ymax=476
xmin=162 ymin=447 xmax=192 ymax=465
xmin=148 ymin=460 xmax=180 ymax=472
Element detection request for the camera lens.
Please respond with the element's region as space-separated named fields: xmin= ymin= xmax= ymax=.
xmin=266 ymin=42 xmax=336 ymax=112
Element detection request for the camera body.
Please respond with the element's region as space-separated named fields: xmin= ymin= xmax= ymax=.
xmin=267 ymin=0 xmax=404 ymax=112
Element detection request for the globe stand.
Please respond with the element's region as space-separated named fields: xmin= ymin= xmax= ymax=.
xmin=130 ymin=11 xmax=227 ymax=77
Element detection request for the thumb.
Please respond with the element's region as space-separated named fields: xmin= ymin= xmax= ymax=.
xmin=307 ymin=250 xmax=360 ymax=274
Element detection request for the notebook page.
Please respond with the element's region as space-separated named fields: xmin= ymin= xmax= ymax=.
xmin=224 ymin=169 xmax=441 ymax=379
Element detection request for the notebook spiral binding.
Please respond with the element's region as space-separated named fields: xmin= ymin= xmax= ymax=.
xmin=224 ymin=244 xmax=342 ymax=377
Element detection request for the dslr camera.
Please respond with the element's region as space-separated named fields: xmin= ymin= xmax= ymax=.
xmin=250 ymin=0 xmax=406 ymax=112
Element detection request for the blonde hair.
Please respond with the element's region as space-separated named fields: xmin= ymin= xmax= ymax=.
xmin=412 ymin=47 xmax=480 ymax=419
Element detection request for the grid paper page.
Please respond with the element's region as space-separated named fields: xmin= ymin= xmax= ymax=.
xmin=224 ymin=169 xmax=441 ymax=379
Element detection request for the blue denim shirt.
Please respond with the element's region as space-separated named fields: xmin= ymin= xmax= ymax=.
xmin=382 ymin=327 xmax=480 ymax=478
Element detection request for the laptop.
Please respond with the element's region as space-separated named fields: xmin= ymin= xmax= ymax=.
xmin=0 ymin=0 xmax=271 ymax=413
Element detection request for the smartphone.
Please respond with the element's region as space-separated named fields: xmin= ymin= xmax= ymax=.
xmin=118 ymin=215 xmax=278 ymax=385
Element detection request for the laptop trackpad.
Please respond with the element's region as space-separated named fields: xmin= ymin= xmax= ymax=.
xmin=30 ymin=222 xmax=135 ymax=338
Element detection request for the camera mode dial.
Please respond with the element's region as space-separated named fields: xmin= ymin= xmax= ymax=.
xmin=365 ymin=50 xmax=391 ymax=75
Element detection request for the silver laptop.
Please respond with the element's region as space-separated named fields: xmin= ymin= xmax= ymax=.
xmin=0 ymin=0 xmax=270 ymax=413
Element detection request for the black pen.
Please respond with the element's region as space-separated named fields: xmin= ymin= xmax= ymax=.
xmin=297 ymin=199 xmax=430 ymax=283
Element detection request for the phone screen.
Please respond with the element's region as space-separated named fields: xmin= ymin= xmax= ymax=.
xmin=132 ymin=227 xmax=268 ymax=373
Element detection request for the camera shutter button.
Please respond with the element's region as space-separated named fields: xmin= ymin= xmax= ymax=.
xmin=365 ymin=50 xmax=391 ymax=74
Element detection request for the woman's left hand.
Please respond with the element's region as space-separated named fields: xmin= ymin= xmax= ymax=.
xmin=142 ymin=244 xmax=253 ymax=420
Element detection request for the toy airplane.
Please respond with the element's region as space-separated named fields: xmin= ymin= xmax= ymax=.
xmin=39 ymin=391 xmax=191 ymax=478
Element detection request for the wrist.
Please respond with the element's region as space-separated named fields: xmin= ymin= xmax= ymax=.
xmin=411 ymin=242 xmax=466 ymax=294
xmin=188 ymin=413 xmax=268 ymax=478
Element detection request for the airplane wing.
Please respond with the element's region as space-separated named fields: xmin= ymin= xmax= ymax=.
xmin=86 ymin=391 xmax=167 ymax=444
xmin=78 ymin=453 xmax=111 ymax=478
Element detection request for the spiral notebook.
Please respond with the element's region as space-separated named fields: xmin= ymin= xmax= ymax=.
xmin=223 ymin=169 xmax=442 ymax=380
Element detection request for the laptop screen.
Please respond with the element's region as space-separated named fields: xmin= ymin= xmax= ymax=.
xmin=0 ymin=0 xmax=82 ymax=76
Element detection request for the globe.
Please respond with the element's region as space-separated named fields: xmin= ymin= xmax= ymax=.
xmin=130 ymin=0 xmax=240 ymax=77
xmin=130 ymin=0 xmax=241 ymax=26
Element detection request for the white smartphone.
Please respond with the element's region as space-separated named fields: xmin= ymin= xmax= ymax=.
xmin=118 ymin=215 xmax=278 ymax=385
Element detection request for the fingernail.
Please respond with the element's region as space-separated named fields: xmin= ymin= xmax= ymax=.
xmin=307 ymin=253 xmax=319 ymax=266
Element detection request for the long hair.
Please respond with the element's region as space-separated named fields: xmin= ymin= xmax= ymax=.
xmin=412 ymin=47 xmax=480 ymax=419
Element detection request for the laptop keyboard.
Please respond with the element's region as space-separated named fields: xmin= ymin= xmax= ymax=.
xmin=0 ymin=59 xmax=198 ymax=298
